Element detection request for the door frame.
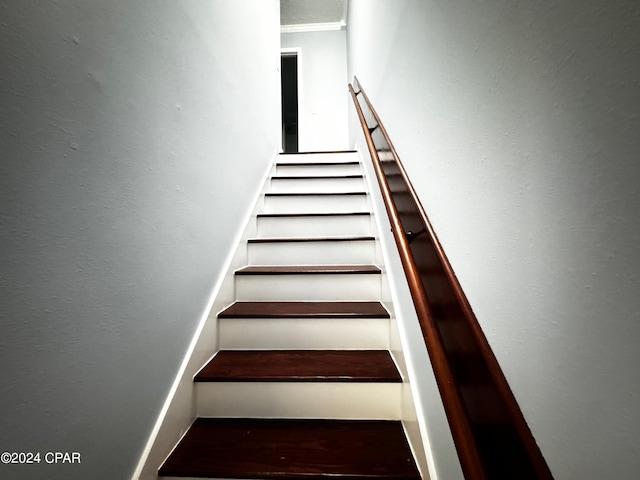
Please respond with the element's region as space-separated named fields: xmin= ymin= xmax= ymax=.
xmin=280 ymin=47 xmax=303 ymax=152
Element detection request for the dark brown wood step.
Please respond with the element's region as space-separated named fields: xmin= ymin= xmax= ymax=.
xmin=158 ymin=418 xmax=420 ymax=479
xmin=218 ymin=301 xmax=390 ymax=319
xmin=257 ymin=212 xmax=370 ymax=218
xmin=195 ymin=350 xmax=402 ymax=383
xmin=248 ymin=235 xmax=375 ymax=244
xmin=280 ymin=150 xmax=357 ymax=155
xmin=235 ymin=265 xmax=381 ymax=275
xmin=276 ymin=161 xmax=360 ymax=167
xmin=272 ymin=174 xmax=364 ymax=180
xmin=265 ymin=192 xmax=367 ymax=197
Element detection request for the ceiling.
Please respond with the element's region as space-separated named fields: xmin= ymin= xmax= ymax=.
xmin=280 ymin=0 xmax=348 ymax=33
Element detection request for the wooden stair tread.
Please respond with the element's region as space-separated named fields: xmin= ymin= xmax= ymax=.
xmin=272 ymin=174 xmax=364 ymax=180
xmin=236 ymin=265 xmax=381 ymax=275
xmin=219 ymin=301 xmax=390 ymax=318
xmin=280 ymin=150 xmax=357 ymax=155
xmin=258 ymin=212 xmax=370 ymax=218
xmin=277 ymin=161 xmax=360 ymax=167
xmin=248 ymin=236 xmax=375 ymax=243
xmin=158 ymin=418 xmax=420 ymax=479
xmin=265 ymin=191 xmax=367 ymax=197
xmin=195 ymin=350 xmax=402 ymax=382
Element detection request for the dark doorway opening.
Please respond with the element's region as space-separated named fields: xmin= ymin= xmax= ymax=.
xmin=281 ymin=54 xmax=298 ymax=153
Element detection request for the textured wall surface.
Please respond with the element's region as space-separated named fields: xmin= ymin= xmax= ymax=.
xmin=347 ymin=1 xmax=640 ymax=478
xmin=281 ymin=29 xmax=349 ymax=151
xmin=0 ymin=1 xmax=280 ymax=479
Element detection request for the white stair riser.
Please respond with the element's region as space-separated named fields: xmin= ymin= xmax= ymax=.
xmin=196 ymin=382 xmax=401 ymax=420
xmin=219 ymin=317 xmax=390 ymax=350
xmin=264 ymin=194 xmax=368 ymax=214
xmin=270 ymin=177 xmax=365 ymax=194
xmin=247 ymin=240 xmax=376 ymax=265
xmin=235 ymin=274 xmax=381 ymax=301
xmin=276 ymin=164 xmax=361 ymax=177
xmin=257 ymin=215 xmax=372 ymax=237
xmin=277 ymin=153 xmax=358 ymax=164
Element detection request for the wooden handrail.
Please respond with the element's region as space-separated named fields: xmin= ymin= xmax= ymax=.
xmin=349 ymin=77 xmax=553 ymax=479
xmin=348 ymin=83 xmax=487 ymax=479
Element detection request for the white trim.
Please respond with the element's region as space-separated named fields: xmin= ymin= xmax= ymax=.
xmin=280 ymin=48 xmax=303 ymax=152
xmin=342 ymin=0 xmax=349 ymax=27
xmin=280 ymin=21 xmax=345 ymax=34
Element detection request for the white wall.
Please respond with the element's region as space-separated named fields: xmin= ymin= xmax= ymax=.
xmin=281 ymin=30 xmax=349 ymax=151
xmin=347 ymin=1 xmax=640 ymax=479
xmin=0 ymin=1 xmax=280 ymax=479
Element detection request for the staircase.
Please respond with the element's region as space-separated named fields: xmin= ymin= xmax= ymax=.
xmin=157 ymin=152 xmax=423 ymax=479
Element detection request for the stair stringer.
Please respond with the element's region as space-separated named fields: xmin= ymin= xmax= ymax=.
xmin=356 ymin=146 xmax=465 ymax=480
xmin=131 ymin=154 xmax=278 ymax=480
